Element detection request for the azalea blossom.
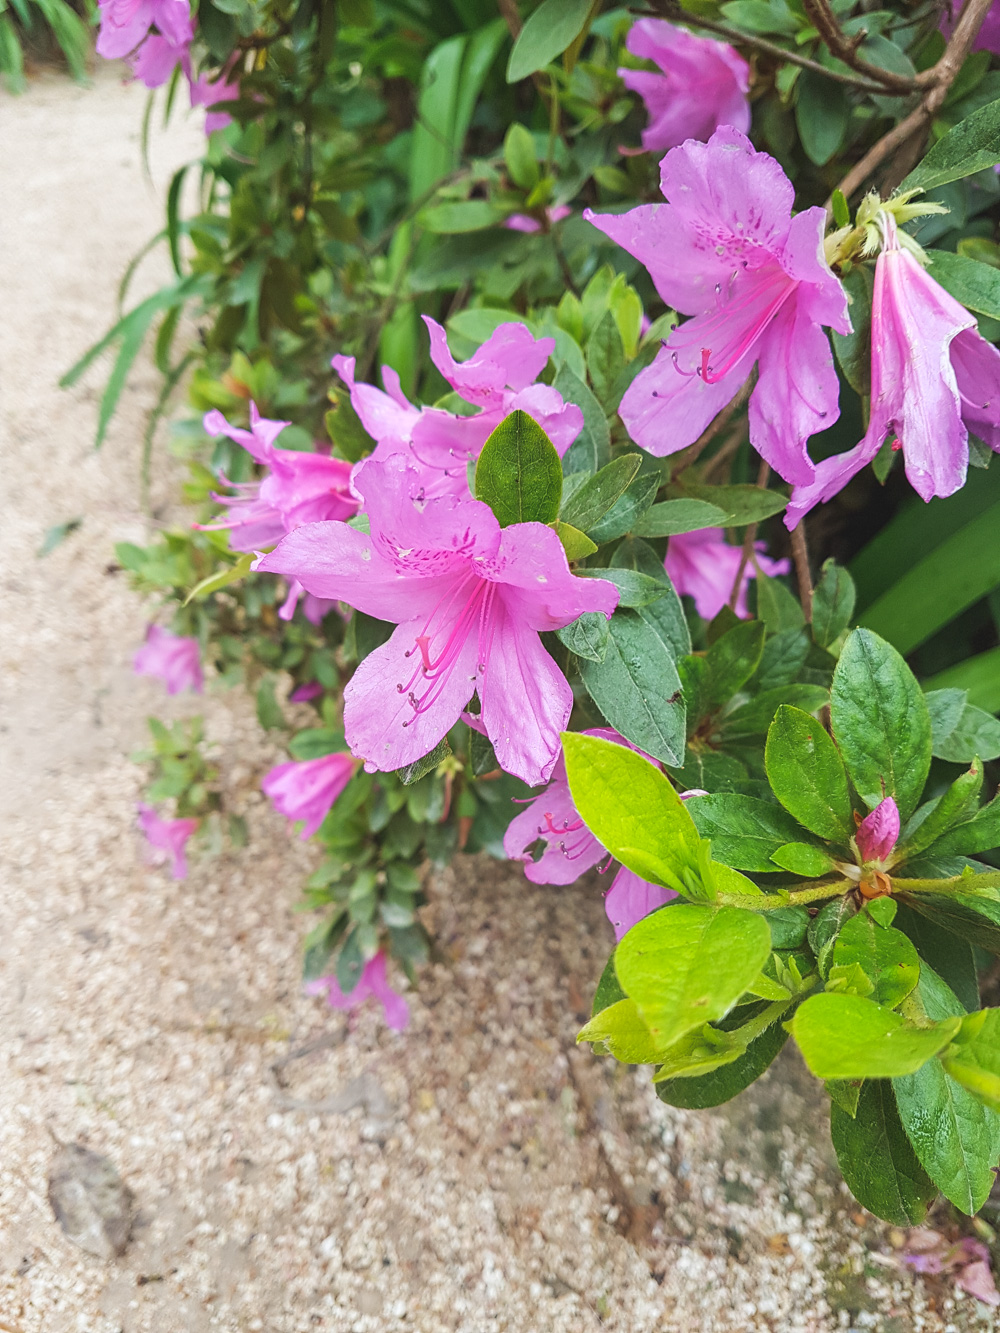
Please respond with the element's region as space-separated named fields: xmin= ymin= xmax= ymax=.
xmin=620 ymin=20 xmax=750 ymax=153
xmin=585 ymin=127 xmax=850 ymax=485
xmin=262 ymin=752 xmax=357 ymax=840
xmin=202 ymin=403 xmax=357 ymax=622
xmin=787 ymin=212 xmax=1000 ymax=526
xmin=306 ymin=952 xmax=410 ymax=1031
xmin=332 ymin=317 xmax=583 ymax=499
xmin=96 ymin=0 xmax=192 ymax=60
xmin=133 ymin=624 xmax=203 ymax=695
xmin=941 ymin=0 xmax=1000 ymax=55
xmin=665 ymin=527 xmax=790 ymax=620
xmin=256 ymin=456 xmax=618 ymax=786
xmin=503 ymin=729 xmax=677 ymax=938
xmin=504 ymin=205 xmax=572 ymax=233
xmin=129 ymin=32 xmax=188 ymax=87
xmin=137 ymin=803 xmax=198 ymax=879
xmin=855 ymin=795 xmax=900 ymax=864
xmin=189 ymin=65 xmax=241 ymax=133
xmin=289 ymin=681 xmax=324 ymax=704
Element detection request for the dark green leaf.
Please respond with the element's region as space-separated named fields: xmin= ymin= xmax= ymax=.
xmin=809 ymin=896 xmax=858 ymax=976
xmin=586 ymin=471 xmax=659 ymax=543
xmin=831 ymin=1081 xmax=937 ymax=1225
xmin=553 ymin=365 xmax=611 ymax=473
xmin=900 ymin=888 xmax=1000 ymax=956
xmin=925 ymin=248 xmax=1000 ymax=319
xmin=754 ymin=570 xmax=805 ymax=635
xmin=468 ymin=725 xmax=499 ymax=776
xmin=831 ymin=629 xmax=932 ymax=821
xmin=765 ymin=705 xmax=854 ymax=842
xmin=556 ymin=610 xmax=611 ymax=662
xmin=506 ymin=0 xmax=592 ymax=81
xmin=928 ymin=791 xmax=1000 ymax=857
xmin=580 ymin=568 xmax=672 ymax=609
xmin=586 ymin=309 xmax=626 ymax=409
xmin=686 ymin=794 xmax=808 ymax=872
xmin=901 ymin=96 xmax=1000 ymax=193
xmin=892 ymin=903 xmax=980 ymax=1012
xmin=721 ymin=684 xmax=828 ymax=738
xmin=796 ymin=70 xmax=849 ymax=165
xmin=592 ymin=952 xmax=626 ymax=1015
xmin=832 ymin=265 xmax=874 ymax=397
xmin=633 ymin=500 xmax=729 ymax=537
xmin=395 ymin=737 xmax=451 ymax=785
xmin=559 ymin=454 xmax=641 ymax=532
xmin=578 ymin=610 xmax=686 ymax=766
xmin=703 ymin=621 xmax=766 ymax=711
xmin=475 ymin=409 xmax=563 ymax=527
xmin=929 ymin=695 xmax=1000 ymax=763
xmin=812 ymin=559 xmax=856 ymax=649
xmin=256 ymin=678 xmax=285 ymax=732
xmin=668 ymin=480 xmax=788 ymax=526
xmin=611 ymin=538 xmax=692 ymax=660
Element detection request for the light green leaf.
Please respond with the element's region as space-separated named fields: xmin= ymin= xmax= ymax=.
xmin=578 ymin=998 xmax=661 ymax=1063
xmin=793 ymin=993 xmax=960 ymax=1079
xmin=506 ymin=0 xmax=593 ymax=81
xmin=832 ymin=912 xmax=920 ymax=1008
xmin=184 ymin=551 xmax=255 ymax=605
xmin=771 ymin=841 xmax=837 ymax=876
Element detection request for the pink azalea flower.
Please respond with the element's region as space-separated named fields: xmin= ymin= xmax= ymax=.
xmin=255 ymin=456 xmax=619 ymax=786
xmin=289 ymin=681 xmax=324 ymax=703
xmin=332 ymin=317 xmax=583 ymax=499
xmin=503 ymin=728 xmax=676 ymax=937
xmin=665 ymin=527 xmax=790 ymax=620
xmin=620 ymin=20 xmax=750 ymax=153
xmin=306 ymin=952 xmax=410 ymax=1031
xmin=133 ymin=624 xmax=203 ymax=695
xmin=136 ymin=803 xmax=198 ymax=879
xmin=585 ymin=127 xmax=850 ymax=485
xmin=787 ymin=213 xmax=1000 ymax=527
xmin=96 ymin=0 xmax=192 ymax=60
xmin=188 ymin=66 xmax=240 ymax=134
xmin=262 ymin=752 xmax=357 ymax=840
xmin=129 ymin=32 xmax=188 ymax=87
xmin=902 ymin=1230 xmax=1000 ymax=1307
xmin=504 ymin=205 xmax=573 ymax=233
xmin=855 ymin=795 xmax=900 ymax=863
xmin=941 ymin=0 xmax=1000 ymax=54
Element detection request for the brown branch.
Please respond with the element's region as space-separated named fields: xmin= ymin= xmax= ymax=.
xmin=668 ymin=373 xmax=753 ymax=481
xmin=800 ymin=0 xmax=920 ymax=93
xmin=830 ymin=0 xmax=995 ymax=204
xmin=789 ymin=520 xmax=814 ymax=621
xmin=729 ymin=459 xmax=770 ymax=611
xmin=637 ymin=1 xmax=894 ymax=93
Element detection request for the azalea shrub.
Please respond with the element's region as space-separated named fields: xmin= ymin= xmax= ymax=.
xmin=79 ymin=0 xmax=1000 ymax=1226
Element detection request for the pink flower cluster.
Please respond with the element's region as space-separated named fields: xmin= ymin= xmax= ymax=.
xmin=95 ymin=0 xmax=238 ymax=131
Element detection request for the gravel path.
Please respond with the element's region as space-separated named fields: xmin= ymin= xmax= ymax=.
xmin=0 ymin=66 xmax=989 ymax=1333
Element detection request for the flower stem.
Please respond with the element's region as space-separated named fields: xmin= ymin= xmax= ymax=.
xmin=790 ymin=519 xmax=814 ymax=622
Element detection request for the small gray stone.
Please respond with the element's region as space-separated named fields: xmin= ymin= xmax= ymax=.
xmin=48 ymin=1143 xmax=134 ymax=1259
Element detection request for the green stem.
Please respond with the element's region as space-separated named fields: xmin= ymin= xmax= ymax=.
xmin=718 ymin=879 xmax=852 ymax=911
xmin=895 ymin=872 xmax=1000 ymax=895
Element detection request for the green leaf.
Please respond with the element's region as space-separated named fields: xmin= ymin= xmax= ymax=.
xmin=754 ymin=570 xmax=805 ymax=635
xmin=552 ymin=521 xmax=598 ymax=561
xmin=506 ymin=0 xmax=592 ymax=81
xmin=902 ymin=96 xmax=1000 ymax=194
xmin=796 ymin=70 xmax=849 ymax=165
xmin=475 ymin=409 xmax=563 ymax=527
xmin=656 ymin=1020 xmax=789 ymax=1108
xmin=831 ymin=629 xmax=932 ymax=821
xmin=831 ymin=1081 xmax=937 ymax=1225
xmin=685 ymin=794 xmax=808 ymax=872
xmin=577 ymin=611 xmax=686 ymax=766
xmin=614 ymin=904 xmax=772 ymax=1052
xmin=942 ymin=1010 xmax=1000 ymax=1113
xmin=703 ymin=621 xmax=766 ymax=711
xmin=559 ymin=453 xmax=641 ymax=532
xmin=832 ymin=265 xmax=874 ymax=397
xmin=925 ymin=248 xmax=1000 ymax=319
xmin=37 ymin=517 xmax=82 ymax=558
xmin=832 ymin=913 xmax=920 ymax=1009
xmin=580 ymin=568 xmax=672 ymax=609
xmin=925 ymin=646 xmax=1000 ymax=713
xmin=859 ymin=500 xmax=1000 ymax=654
xmin=256 ymin=677 xmax=285 ymax=732
xmin=395 ymin=737 xmax=451 ymax=784
xmin=577 ymin=997 xmax=661 ymax=1062
xmin=183 ymin=551 xmax=255 ymax=605
xmin=611 ymin=538 xmax=692 ymax=660
xmin=793 ymin=993 xmax=960 ymax=1079
xmin=592 ymin=952 xmax=626 ymax=1015
xmin=552 ymin=365 xmax=610 ymax=473
xmin=765 ymin=705 xmax=855 ymax=843
xmin=812 ymin=559 xmax=856 ymax=649
xmin=556 ymin=607 xmax=610 ymax=664
xmin=503 ymin=122 xmax=539 ymax=191
xmin=892 ymin=903 xmax=980 ymax=1013
xmin=562 ymin=731 xmax=700 ymax=890
xmin=668 ymin=480 xmax=789 ymax=526
xmin=900 ymin=888 xmax=1000 ymax=956
xmin=633 ymin=500 xmax=729 ymax=537
xmin=898 ymin=761 xmax=984 ymax=860
xmin=586 ymin=471 xmax=659 ymax=543
xmin=420 ymin=201 xmax=509 ymax=233
xmin=721 ymin=684 xmax=828 ymax=738
xmin=929 ymin=695 xmax=1000 ymax=763
xmin=926 ymin=790 xmax=1000 ymax=857
xmin=771 ymin=841 xmax=837 ymax=876
xmin=586 ymin=309 xmax=626 ymax=409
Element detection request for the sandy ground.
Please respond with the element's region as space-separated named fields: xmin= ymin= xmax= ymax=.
xmin=1 ymin=65 xmax=995 ymax=1333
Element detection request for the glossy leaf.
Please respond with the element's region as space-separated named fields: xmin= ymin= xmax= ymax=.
xmin=793 ymin=993 xmax=961 ymax=1079
xmin=771 ymin=841 xmax=837 ymax=877
xmin=765 ymin=705 xmax=855 ymax=842
xmin=633 ymin=499 xmax=728 ymax=537
xmin=506 ymin=0 xmax=593 ymax=81
xmin=831 ymin=912 xmax=920 ymax=1009
xmin=831 ymin=1081 xmax=936 ymax=1225
xmin=901 ymin=95 xmax=1000 ymax=193
xmin=559 ymin=453 xmax=640 ymax=532
xmin=656 ymin=1020 xmax=789 ymax=1108
xmin=942 ymin=1010 xmax=1000 ymax=1113
xmin=685 ymin=794 xmax=808 ymax=872
xmin=811 ymin=559 xmax=856 ymax=649
xmin=720 ymin=684 xmax=828 ymax=738
xmin=831 ymin=629 xmax=932 ymax=821
xmin=556 ymin=611 xmax=610 ymax=662
xmin=586 ymin=471 xmax=659 ymax=544
xmin=475 ymin=409 xmax=563 ymax=527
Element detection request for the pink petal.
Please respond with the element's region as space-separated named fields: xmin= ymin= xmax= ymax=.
xmin=605 ymin=865 xmax=676 ymax=940
xmin=856 ymin=795 xmax=900 ymax=863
